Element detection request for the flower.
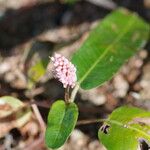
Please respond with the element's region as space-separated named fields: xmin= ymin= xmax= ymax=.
xmin=50 ymin=53 xmax=77 ymax=88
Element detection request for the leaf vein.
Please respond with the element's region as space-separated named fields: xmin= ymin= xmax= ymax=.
xmin=108 ymin=119 xmax=150 ymax=141
xmin=78 ymin=14 xmax=136 ymax=84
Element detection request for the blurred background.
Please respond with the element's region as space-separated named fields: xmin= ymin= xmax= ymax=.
xmin=0 ymin=0 xmax=150 ymax=149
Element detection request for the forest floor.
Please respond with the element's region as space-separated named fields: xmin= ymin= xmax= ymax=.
xmin=0 ymin=0 xmax=150 ymax=150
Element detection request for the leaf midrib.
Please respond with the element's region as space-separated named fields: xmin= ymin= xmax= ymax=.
xmin=78 ymin=14 xmax=136 ymax=84
xmin=53 ymin=104 xmax=66 ymax=147
xmin=108 ymin=119 xmax=150 ymax=141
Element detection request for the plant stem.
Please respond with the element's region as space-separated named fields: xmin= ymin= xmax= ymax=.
xmin=65 ymin=86 xmax=70 ymax=103
xmin=70 ymin=83 xmax=80 ymax=102
xmin=32 ymin=104 xmax=46 ymax=132
xmin=77 ymin=118 xmax=107 ymax=126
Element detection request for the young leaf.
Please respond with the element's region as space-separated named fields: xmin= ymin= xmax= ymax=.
xmin=98 ymin=106 xmax=150 ymax=150
xmin=28 ymin=59 xmax=48 ymax=82
xmin=26 ymin=41 xmax=53 ymax=89
xmin=72 ymin=8 xmax=149 ymax=89
xmin=45 ymin=100 xmax=78 ymax=149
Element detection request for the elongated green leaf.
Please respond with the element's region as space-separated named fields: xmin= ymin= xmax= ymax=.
xmin=45 ymin=100 xmax=78 ymax=149
xmin=72 ymin=8 xmax=149 ymax=89
xmin=98 ymin=106 xmax=150 ymax=150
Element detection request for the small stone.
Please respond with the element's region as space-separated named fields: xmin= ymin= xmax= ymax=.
xmin=130 ymin=92 xmax=141 ymax=100
xmin=144 ymin=0 xmax=150 ymax=8
xmin=88 ymin=140 xmax=106 ymax=150
xmin=113 ymin=74 xmax=129 ymax=98
xmin=70 ymin=129 xmax=89 ymax=147
xmin=139 ymin=50 xmax=148 ymax=59
xmin=140 ymin=63 xmax=150 ymax=100
xmin=0 ymin=99 xmax=6 ymax=105
xmin=127 ymin=69 xmax=140 ymax=83
xmin=80 ymin=88 xmax=106 ymax=106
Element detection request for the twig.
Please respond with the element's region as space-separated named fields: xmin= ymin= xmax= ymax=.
xmin=86 ymin=0 xmax=117 ymax=10
xmin=77 ymin=118 xmax=106 ymax=126
xmin=31 ymin=104 xmax=46 ymax=132
xmin=23 ymin=134 xmax=45 ymax=150
xmin=27 ymin=100 xmax=51 ymax=108
xmin=26 ymin=87 xmax=45 ymax=98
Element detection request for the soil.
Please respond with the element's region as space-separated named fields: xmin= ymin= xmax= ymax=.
xmin=0 ymin=0 xmax=150 ymax=150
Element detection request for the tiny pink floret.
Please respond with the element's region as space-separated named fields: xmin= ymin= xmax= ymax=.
xmin=50 ymin=53 xmax=77 ymax=88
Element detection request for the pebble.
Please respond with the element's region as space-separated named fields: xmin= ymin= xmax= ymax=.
xmin=113 ymin=74 xmax=129 ymax=98
xmin=80 ymin=88 xmax=106 ymax=106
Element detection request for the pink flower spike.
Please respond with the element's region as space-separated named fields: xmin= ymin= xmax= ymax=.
xmin=50 ymin=53 xmax=77 ymax=88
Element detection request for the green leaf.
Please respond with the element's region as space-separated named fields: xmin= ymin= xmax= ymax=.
xmin=45 ymin=100 xmax=78 ymax=149
xmin=28 ymin=59 xmax=48 ymax=82
xmin=72 ymin=8 xmax=149 ymax=89
xmin=98 ymin=106 xmax=150 ymax=150
xmin=25 ymin=41 xmax=53 ymax=89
